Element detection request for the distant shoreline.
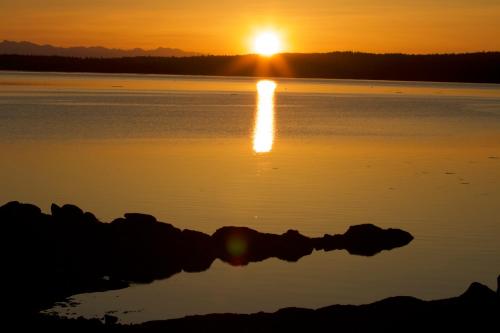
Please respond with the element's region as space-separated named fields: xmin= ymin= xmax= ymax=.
xmin=1 ymin=52 xmax=499 ymax=84
xmin=2 ymin=69 xmax=500 ymax=88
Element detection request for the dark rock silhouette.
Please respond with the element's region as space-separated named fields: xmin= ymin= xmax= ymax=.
xmin=26 ymin=277 xmax=500 ymax=332
xmin=130 ymin=280 xmax=500 ymax=332
xmin=319 ymin=224 xmax=413 ymax=255
xmin=1 ymin=201 xmax=412 ymax=315
xmin=3 ymin=201 xmax=498 ymax=331
xmin=498 ymin=274 xmax=500 ymax=297
xmin=103 ymin=314 xmax=118 ymax=326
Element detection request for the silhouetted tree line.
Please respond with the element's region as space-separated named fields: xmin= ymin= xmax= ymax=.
xmin=1 ymin=52 xmax=499 ymax=83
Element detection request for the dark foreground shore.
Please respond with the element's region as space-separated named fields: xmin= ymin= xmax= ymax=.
xmin=33 ymin=278 xmax=500 ymax=332
xmin=1 ymin=201 xmax=498 ymax=331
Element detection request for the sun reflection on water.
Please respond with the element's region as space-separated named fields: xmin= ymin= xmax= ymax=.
xmin=253 ymin=80 xmax=277 ymax=153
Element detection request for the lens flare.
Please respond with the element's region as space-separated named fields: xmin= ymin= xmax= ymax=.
xmin=226 ymin=236 xmax=247 ymax=258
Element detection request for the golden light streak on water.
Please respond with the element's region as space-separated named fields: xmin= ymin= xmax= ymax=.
xmin=253 ymin=80 xmax=277 ymax=153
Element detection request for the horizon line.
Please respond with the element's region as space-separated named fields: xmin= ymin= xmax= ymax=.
xmin=2 ymin=40 xmax=500 ymax=57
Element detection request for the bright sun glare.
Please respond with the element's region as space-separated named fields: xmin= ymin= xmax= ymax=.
xmin=253 ymin=31 xmax=282 ymax=56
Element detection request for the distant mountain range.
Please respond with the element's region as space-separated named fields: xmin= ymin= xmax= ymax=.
xmin=0 ymin=40 xmax=200 ymax=58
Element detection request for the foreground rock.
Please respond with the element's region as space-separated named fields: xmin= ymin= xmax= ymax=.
xmin=29 ymin=276 xmax=500 ymax=332
xmin=0 ymin=201 xmax=412 ymax=314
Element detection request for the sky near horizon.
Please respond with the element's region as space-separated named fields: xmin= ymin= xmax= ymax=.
xmin=1 ymin=0 xmax=500 ymax=55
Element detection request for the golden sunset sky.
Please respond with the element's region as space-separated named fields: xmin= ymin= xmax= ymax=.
xmin=1 ymin=0 xmax=500 ymax=54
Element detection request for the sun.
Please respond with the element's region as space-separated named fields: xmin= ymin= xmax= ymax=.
xmin=253 ymin=31 xmax=282 ymax=56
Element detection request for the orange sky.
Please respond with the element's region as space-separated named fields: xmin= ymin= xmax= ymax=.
xmin=1 ymin=0 xmax=500 ymax=54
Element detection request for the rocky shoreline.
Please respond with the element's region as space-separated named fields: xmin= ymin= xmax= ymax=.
xmin=1 ymin=201 xmax=413 ymax=315
xmin=28 ymin=276 xmax=500 ymax=332
xmin=6 ymin=201 xmax=498 ymax=331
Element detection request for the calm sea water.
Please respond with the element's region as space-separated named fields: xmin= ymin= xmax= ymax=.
xmin=1 ymin=71 xmax=499 ymax=322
